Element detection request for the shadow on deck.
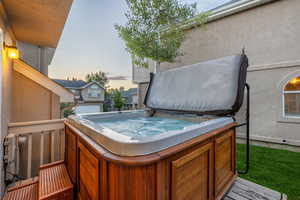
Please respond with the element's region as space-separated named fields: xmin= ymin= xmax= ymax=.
xmin=223 ymin=177 xmax=287 ymax=200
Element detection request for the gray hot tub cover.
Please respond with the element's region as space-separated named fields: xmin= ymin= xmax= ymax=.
xmin=144 ymin=54 xmax=248 ymax=115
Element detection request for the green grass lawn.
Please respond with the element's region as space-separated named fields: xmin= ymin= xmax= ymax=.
xmin=237 ymin=144 xmax=300 ymax=200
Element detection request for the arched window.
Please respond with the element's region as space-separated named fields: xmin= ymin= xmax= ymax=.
xmin=284 ymin=77 xmax=300 ymax=117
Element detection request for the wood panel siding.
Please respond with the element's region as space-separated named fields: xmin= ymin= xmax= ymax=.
xmin=65 ymin=126 xmax=77 ymax=185
xmin=171 ymin=142 xmax=213 ymax=200
xmin=78 ymin=141 xmax=100 ymax=200
xmin=215 ymin=130 xmax=236 ymax=198
xmin=12 ymin=70 xmax=58 ymax=122
xmin=108 ymin=163 xmax=156 ymax=200
xmin=65 ymin=121 xmax=236 ymax=200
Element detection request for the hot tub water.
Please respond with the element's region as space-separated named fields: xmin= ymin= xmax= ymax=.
xmin=69 ymin=111 xmax=233 ymax=155
xmin=93 ymin=117 xmax=196 ymax=138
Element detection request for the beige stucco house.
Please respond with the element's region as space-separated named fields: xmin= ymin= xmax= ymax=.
xmin=133 ymin=0 xmax=300 ymax=150
xmin=0 ymin=0 xmax=74 ymax=196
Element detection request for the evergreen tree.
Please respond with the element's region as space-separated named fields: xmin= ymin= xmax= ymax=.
xmin=113 ymin=90 xmax=124 ymax=111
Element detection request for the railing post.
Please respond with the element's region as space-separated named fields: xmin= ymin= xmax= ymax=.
xmin=59 ymin=129 xmax=65 ymax=160
xmin=51 ymin=131 xmax=55 ymax=162
xmin=62 ymin=129 xmax=65 ymax=160
xmin=12 ymin=136 xmax=17 ymax=175
xmin=16 ymin=136 xmax=20 ymax=175
xmin=6 ymin=119 xmax=65 ymax=181
xmin=40 ymin=132 xmax=44 ymax=165
xmin=27 ymin=133 xmax=32 ymax=178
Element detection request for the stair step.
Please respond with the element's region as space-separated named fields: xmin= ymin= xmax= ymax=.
xmin=39 ymin=160 xmax=73 ymax=200
xmin=8 ymin=177 xmax=39 ymax=189
xmin=3 ymin=179 xmax=38 ymax=200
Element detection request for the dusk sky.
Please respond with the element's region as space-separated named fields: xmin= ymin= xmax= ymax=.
xmin=49 ymin=0 xmax=230 ymax=89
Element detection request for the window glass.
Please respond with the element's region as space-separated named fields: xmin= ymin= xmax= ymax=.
xmin=88 ymin=85 xmax=100 ymax=98
xmin=284 ymin=77 xmax=300 ymax=117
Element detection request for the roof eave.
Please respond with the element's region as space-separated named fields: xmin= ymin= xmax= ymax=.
xmin=80 ymin=81 xmax=105 ymax=90
xmin=182 ymin=0 xmax=278 ymax=30
xmin=14 ymin=59 xmax=74 ymax=102
xmin=2 ymin=0 xmax=73 ymax=48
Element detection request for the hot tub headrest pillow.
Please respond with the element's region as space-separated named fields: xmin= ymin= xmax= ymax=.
xmin=144 ymin=54 xmax=249 ymax=115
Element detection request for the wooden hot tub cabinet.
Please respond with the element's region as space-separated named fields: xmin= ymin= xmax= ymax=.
xmin=64 ymin=121 xmax=237 ymax=200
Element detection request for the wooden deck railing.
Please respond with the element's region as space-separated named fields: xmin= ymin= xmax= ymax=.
xmin=5 ymin=119 xmax=65 ymax=180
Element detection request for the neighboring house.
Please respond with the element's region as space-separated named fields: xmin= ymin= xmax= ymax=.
xmin=133 ymin=0 xmax=300 ymax=149
xmin=105 ymin=88 xmax=138 ymax=111
xmin=132 ymin=93 xmax=138 ymax=109
xmin=53 ymin=79 xmax=105 ymax=113
xmin=0 ymin=0 xmax=74 ymax=195
xmin=121 ymin=88 xmax=138 ymax=110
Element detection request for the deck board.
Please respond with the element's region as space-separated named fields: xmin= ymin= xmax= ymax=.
xmin=223 ymin=178 xmax=286 ymax=200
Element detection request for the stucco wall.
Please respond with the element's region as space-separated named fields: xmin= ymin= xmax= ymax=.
xmin=235 ymin=65 xmax=300 ymax=142
xmin=136 ymin=0 xmax=300 ymax=145
xmin=160 ymin=0 xmax=299 ymax=71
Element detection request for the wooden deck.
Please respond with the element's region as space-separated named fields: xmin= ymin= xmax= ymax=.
xmin=223 ymin=177 xmax=287 ymax=200
xmin=5 ymin=175 xmax=287 ymax=200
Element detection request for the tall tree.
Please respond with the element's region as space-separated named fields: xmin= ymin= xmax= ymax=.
xmin=113 ymin=90 xmax=124 ymax=111
xmin=115 ymin=0 xmax=208 ymax=68
xmin=85 ymin=71 xmax=109 ymax=87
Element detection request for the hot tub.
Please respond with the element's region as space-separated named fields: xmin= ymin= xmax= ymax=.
xmin=64 ymin=54 xmax=248 ymax=200
xmin=68 ymin=110 xmax=234 ymax=156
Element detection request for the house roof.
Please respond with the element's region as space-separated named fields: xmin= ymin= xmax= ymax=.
xmin=121 ymin=88 xmax=137 ymax=97
xmin=2 ymin=0 xmax=73 ymax=47
xmin=81 ymin=81 xmax=105 ymax=90
xmin=210 ymin=0 xmax=242 ymax=11
xmin=120 ymin=88 xmax=138 ymax=104
xmin=52 ymin=79 xmax=87 ymax=89
xmin=14 ymin=59 xmax=74 ymax=102
xmin=181 ymin=0 xmax=277 ymax=30
xmin=52 ymin=79 xmax=105 ymax=90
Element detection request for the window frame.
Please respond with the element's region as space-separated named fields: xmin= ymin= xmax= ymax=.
xmin=87 ymin=86 xmax=101 ymax=98
xmin=277 ymin=69 xmax=300 ymax=124
xmin=282 ymin=90 xmax=300 ymax=119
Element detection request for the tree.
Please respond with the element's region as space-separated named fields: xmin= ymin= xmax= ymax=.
xmin=60 ymin=102 xmax=75 ymax=118
xmin=103 ymin=90 xmax=113 ymax=112
xmin=113 ymin=90 xmax=124 ymax=111
xmin=85 ymin=71 xmax=109 ymax=87
xmin=115 ymin=0 xmax=208 ymax=68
